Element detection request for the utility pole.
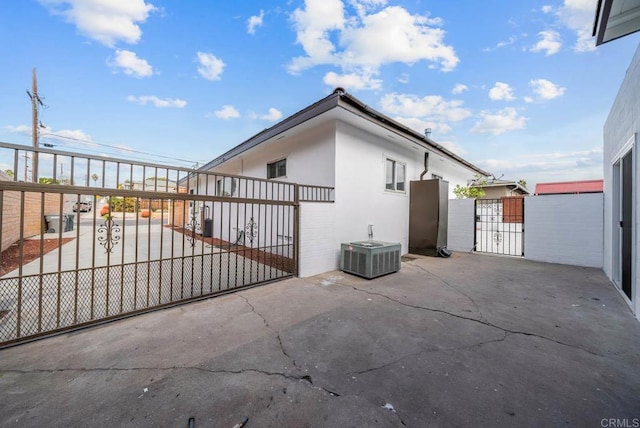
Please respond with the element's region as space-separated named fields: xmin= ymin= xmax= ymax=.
xmin=27 ymin=68 xmax=43 ymax=182
xmin=23 ymin=152 xmax=30 ymax=182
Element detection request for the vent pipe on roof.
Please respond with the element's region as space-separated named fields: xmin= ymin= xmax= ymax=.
xmin=420 ymin=152 xmax=430 ymax=180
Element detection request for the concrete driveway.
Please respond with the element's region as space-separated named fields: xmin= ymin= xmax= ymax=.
xmin=1 ymin=253 xmax=639 ymax=427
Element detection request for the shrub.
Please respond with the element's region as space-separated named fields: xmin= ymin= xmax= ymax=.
xmin=109 ymin=197 xmax=136 ymax=213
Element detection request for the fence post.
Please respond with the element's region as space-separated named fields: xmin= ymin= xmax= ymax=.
xmin=473 ymin=198 xmax=477 ymax=253
xmin=293 ymin=183 xmax=300 ymax=277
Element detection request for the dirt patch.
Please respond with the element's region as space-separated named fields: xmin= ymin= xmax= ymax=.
xmin=1 ymin=238 xmax=74 ymax=276
xmin=170 ymin=226 xmax=295 ymax=273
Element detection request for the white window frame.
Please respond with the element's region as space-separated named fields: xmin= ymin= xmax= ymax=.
xmin=385 ymin=158 xmax=406 ymax=193
xmin=267 ymin=158 xmax=287 ymax=179
xmin=216 ymin=177 xmax=237 ymax=196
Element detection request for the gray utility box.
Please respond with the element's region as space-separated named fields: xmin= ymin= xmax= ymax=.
xmin=340 ymin=241 xmax=401 ymax=279
xmin=45 ymin=214 xmax=75 ymax=233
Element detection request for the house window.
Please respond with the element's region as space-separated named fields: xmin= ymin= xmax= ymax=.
xmin=432 ymin=173 xmax=443 ymax=180
xmin=216 ymin=177 xmax=237 ymax=196
xmin=267 ymin=159 xmax=286 ymax=179
xmin=385 ymin=158 xmax=406 ymax=192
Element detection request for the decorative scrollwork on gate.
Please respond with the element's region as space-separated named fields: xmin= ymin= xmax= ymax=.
xmin=97 ymin=217 xmax=121 ymax=253
xmin=493 ymin=231 xmax=503 ymax=246
xmin=245 ymin=217 xmax=258 ymax=245
xmin=186 ymin=212 xmax=200 ymax=247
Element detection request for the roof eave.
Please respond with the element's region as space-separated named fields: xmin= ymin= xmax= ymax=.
xmin=337 ymin=92 xmax=490 ymax=177
xmin=200 ymin=88 xmax=489 ymax=178
xmin=593 ymin=0 xmax=640 ymax=46
xmin=199 ymin=92 xmax=341 ymax=171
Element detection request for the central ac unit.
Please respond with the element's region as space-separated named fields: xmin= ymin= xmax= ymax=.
xmin=340 ymin=241 xmax=401 ymax=279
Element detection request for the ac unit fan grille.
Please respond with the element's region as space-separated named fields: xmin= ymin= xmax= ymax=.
xmin=340 ymin=241 xmax=401 ymax=279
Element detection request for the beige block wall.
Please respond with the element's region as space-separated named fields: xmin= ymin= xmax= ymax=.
xmin=1 ymin=183 xmax=61 ymax=251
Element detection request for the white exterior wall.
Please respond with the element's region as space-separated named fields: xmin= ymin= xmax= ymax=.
xmin=202 ymin=118 xmax=479 ymax=277
xmin=333 ymin=121 xmax=477 ymax=257
xmin=201 ymin=122 xmax=336 ymax=266
xmin=525 ymin=194 xmax=603 ymax=268
xmin=299 ymin=202 xmax=337 ymax=277
xmin=603 ymin=43 xmax=640 ymax=318
xmin=447 ymin=198 xmax=475 ymax=252
xmin=214 ymin=122 xmax=336 ymax=187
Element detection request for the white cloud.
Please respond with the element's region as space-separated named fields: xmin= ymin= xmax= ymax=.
xmin=289 ymin=0 xmax=346 ymax=72
xmin=247 ymin=9 xmax=264 ymax=35
xmin=259 ymin=108 xmax=283 ymax=122
xmin=381 ymin=93 xmax=471 ymax=122
xmin=524 ymin=96 xmax=534 ymax=103
xmin=478 ymin=148 xmax=603 ymax=184
xmin=323 ymin=70 xmax=382 ymax=90
xmin=4 ymin=125 xmax=91 ymax=142
xmin=211 ymin=105 xmax=240 ymax=120
xmin=556 ymin=0 xmax=596 ymax=52
xmin=396 ymin=117 xmax=452 ymax=135
xmin=127 ymin=95 xmax=187 ymax=108
xmin=541 ymin=5 xmax=553 ymax=13
xmin=45 ymin=128 xmax=93 ymax=143
xmin=380 ymin=92 xmax=471 ymax=134
xmin=36 ymin=125 xmax=97 ymax=148
xmin=530 ymin=30 xmax=562 ymax=56
xmin=340 ymin=6 xmax=458 ymax=71
xmin=488 ymin=82 xmax=515 ymax=101
xmin=349 ymin=0 xmax=388 ymax=17
xmin=5 ymin=125 xmax=32 ymax=136
xmin=471 ymin=107 xmax=527 ymax=135
xmin=39 ymin=0 xmax=156 ymax=47
xmin=484 ymin=35 xmax=517 ymax=52
xmin=529 ymin=79 xmax=566 ymax=100
xmin=109 ymin=49 xmax=153 ymax=78
xmin=288 ymin=1 xmax=458 ymax=83
xmin=196 ymin=52 xmax=225 ymax=81
xmin=437 ymin=140 xmax=468 ymax=155
xmin=398 ymin=73 xmax=410 ymax=84
xmin=452 ymin=83 xmax=468 ymax=94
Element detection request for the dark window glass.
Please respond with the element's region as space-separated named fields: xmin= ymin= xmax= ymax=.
xmin=385 ymin=159 xmax=395 ymax=190
xmin=267 ymin=159 xmax=286 ymax=179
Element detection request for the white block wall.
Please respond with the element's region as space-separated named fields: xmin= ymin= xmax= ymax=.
xmin=298 ymin=202 xmax=338 ymax=277
xmin=524 ymin=194 xmax=603 ymax=268
xmin=447 ymin=198 xmax=475 ymax=252
xmin=446 ymin=195 xmax=603 ymax=268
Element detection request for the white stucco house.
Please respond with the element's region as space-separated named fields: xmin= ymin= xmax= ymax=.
xmin=199 ymin=88 xmax=488 ymax=276
xmin=594 ymin=0 xmax=640 ymax=319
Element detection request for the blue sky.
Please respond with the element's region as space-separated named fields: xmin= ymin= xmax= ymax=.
xmin=1 ymin=0 xmax=639 ymax=189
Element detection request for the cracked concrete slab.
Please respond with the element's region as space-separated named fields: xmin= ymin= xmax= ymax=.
xmin=1 ymin=252 xmax=639 ymax=427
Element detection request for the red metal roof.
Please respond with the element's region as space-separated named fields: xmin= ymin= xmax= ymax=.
xmin=534 ymin=179 xmax=604 ymax=195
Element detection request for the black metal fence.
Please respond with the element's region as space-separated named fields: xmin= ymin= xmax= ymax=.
xmin=474 ymin=197 xmax=524 ymax=256
xmin=0 ymin=142 xmax=334 ymax=347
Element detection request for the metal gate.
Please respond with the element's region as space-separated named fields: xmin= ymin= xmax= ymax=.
xmin=0 ymin=142 xmax=333 ymax=347
xmin=474 ymin=197 xmax=524 ymax=256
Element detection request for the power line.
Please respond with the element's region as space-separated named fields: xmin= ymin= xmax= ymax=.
xmin=40 ymin=139 xmax=204 ymax=168
xmin=39 ymin=133 xmax=207 ymax=165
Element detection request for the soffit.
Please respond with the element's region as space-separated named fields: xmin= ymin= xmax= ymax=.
xmin=595 ymin=0 xmax=640 ymax=45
